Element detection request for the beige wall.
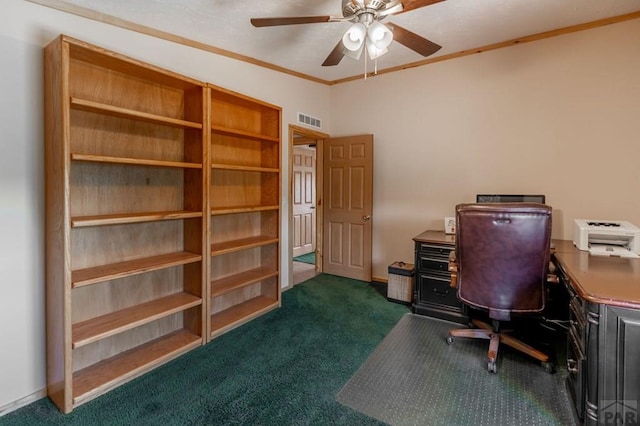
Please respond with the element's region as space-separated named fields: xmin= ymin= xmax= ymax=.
xmin=329 ymin=19 xmax=640 ymax=280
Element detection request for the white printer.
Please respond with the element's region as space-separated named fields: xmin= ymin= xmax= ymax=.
xmin=573 ymin=219 xmax=640 ymax=258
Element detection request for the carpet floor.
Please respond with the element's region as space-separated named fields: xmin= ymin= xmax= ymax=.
xmin=293 ymin=252 xmax=315 ymax=265
xmin=337 ymin=313 xmax=575 ymax=426
xmin=1 ymin=275 xmax=574 ymax=425
xmin=1 ymin=274 xmax=407 ymax=425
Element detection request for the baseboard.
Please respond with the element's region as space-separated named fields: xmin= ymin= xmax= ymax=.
xmin=0 ymin=388 xmax=47 ymax=417
xmin=371 ymin=275 xmax=388 ymax=284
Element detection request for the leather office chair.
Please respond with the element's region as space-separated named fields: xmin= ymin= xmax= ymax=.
xmin=446 ymin=203 xmax=554 ymax=374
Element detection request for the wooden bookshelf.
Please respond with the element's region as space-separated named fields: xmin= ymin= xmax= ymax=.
xmin=45 ymin=35 xmax=207 ymax=413
xmin=208 ymin=84 xmax=282 ymax=338
xmin=45 ymin=35 xmax=283 ymax=413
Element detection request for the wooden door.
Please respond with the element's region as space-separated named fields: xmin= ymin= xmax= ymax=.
xmin=323 ymin=135 xmax=373 ymax=281
xmin=292 ymin=146 xmax=316 ymax=257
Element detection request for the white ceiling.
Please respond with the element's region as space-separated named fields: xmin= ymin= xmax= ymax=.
xmin=52 ymin=0 xmax=640 ymax=83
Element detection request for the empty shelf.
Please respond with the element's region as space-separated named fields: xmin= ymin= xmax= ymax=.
xmin=72 ymin=211 xmax=203 ymax=228
xmin=72 ymin=329 xmax=201 ymax=406
xmin=210 ymin=267 xmax=279 ymax=297
xmin=210 ymin=236 xmax=278 ymax=256
xmin=210 ymin=296 xmax=278 ymax=337
xmin=72 ymin=251 xmax=202 ymax=288
xmin=72 ymin=292 xmax=202 ymax=348
xmin=71 ymin=97 xmax=202 ymax=129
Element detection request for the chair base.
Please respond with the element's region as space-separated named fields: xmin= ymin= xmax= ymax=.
xmin=447 ymin=319 xmax=552 ymax=373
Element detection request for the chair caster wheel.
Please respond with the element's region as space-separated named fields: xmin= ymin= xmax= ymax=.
xmin=488 ymin=361 xmax=497 ymax=373
xmin=446 ymin=336 xmax=454 ymax=345
xmin=542 ymin=362 xmax=555 ymax=374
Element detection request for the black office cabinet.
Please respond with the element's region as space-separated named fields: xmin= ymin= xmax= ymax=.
xmin=563 ymin=269 xmax=591 ymax=423
xmin=412 ymin=232 xmax=468 ymax=324
xmin=558 ymin=261 xmax=640 ymax=426
xmin=599 ymin=305 xmax=640 ymax=424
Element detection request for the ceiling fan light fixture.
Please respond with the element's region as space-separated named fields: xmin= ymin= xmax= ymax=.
xmin=367 ymin=21 xmax=393 ymax=50
xmin=342 ymin=22 xmax=367 ymax=51
xmin=366 ymin=38 xmax=388 ymax=60
xmin=344 ymin=43 xmax=365 ymax=60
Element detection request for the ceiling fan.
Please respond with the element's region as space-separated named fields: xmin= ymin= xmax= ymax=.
xmin=251 ymin=0 xmax=445 ymax=67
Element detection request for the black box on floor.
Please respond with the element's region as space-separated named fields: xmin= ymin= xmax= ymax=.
xmin=387 ymin=261 xmax=414 ymax=304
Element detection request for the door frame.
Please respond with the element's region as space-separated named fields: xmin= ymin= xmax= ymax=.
xmin=287 ymin=124 xmax=329 ymax=289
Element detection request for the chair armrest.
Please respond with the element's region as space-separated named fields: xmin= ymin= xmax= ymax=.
xmin=448 ymin=250 xmax=458 ymax=288
xmin=547 ymin=261 xmax=559 ymax=284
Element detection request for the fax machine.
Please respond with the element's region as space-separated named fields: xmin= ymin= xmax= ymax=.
xmin=573 ymin=219 xmax=640 ymax=258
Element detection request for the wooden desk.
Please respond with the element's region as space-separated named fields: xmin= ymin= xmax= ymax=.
xmin=413 ymin=230 xmax=640 ymax=425
xmin=554 ymin=248 xmax=640 ymax=309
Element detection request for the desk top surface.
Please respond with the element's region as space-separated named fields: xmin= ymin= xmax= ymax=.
xmin=414 ymin=230 xmax=640 ymax=309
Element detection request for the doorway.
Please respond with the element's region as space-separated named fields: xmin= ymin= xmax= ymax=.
xmin=288 ymin=125 xmax=328 ymax=287
xmin=292 ymin=145 xmax=316 ymax=259
xmin=287 ymin=126 xmax=374 ymax=287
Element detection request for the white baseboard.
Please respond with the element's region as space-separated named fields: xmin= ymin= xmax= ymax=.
xmin=0 ymin=388 xmax=47 ymax=417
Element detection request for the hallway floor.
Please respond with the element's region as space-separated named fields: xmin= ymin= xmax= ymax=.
xmin=293 ymin=260 xmax=319 ymax=285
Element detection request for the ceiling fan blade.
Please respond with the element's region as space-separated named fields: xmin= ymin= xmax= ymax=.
xmin=322 ymin=40 xmax=345 ymax=66
xmin=251 ymin=16 xmax=333 ymax=27
xmin=397 ymin=0 xmax=446 ymax=14
xmin=387 ymin=23 xmax=442 ymax=57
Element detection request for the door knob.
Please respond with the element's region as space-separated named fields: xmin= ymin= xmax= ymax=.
xmin=310 ymin=206 xmax=315 ymax=209
xmin=363 ymin=215 xmax=371 ymax=221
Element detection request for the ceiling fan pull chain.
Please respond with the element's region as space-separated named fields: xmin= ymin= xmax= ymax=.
xmin=364 ymin=46 xmax=368 ymax=81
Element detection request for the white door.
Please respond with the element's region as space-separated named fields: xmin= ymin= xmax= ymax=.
xmin=292 ymin=146 xmax=316 ymax=257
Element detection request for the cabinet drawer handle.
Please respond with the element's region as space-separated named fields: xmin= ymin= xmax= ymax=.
xmin=421 ymin=274 xmax=449 ymax=283
xmin=432 ymin=288 xmax=450 ymax=296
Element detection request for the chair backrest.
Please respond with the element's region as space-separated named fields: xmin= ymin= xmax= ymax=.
xmin=455 ymin=203 xmax=552 ymax=321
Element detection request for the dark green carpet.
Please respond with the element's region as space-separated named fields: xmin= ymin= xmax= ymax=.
xmin=1 ymin=274 xmax=408 ymax=425
xmin=293 ymin=252 xmax=315 ymax=265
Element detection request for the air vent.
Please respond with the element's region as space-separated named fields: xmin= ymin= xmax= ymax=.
xmin=297 ymin=112 xmax=322 ymax=129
